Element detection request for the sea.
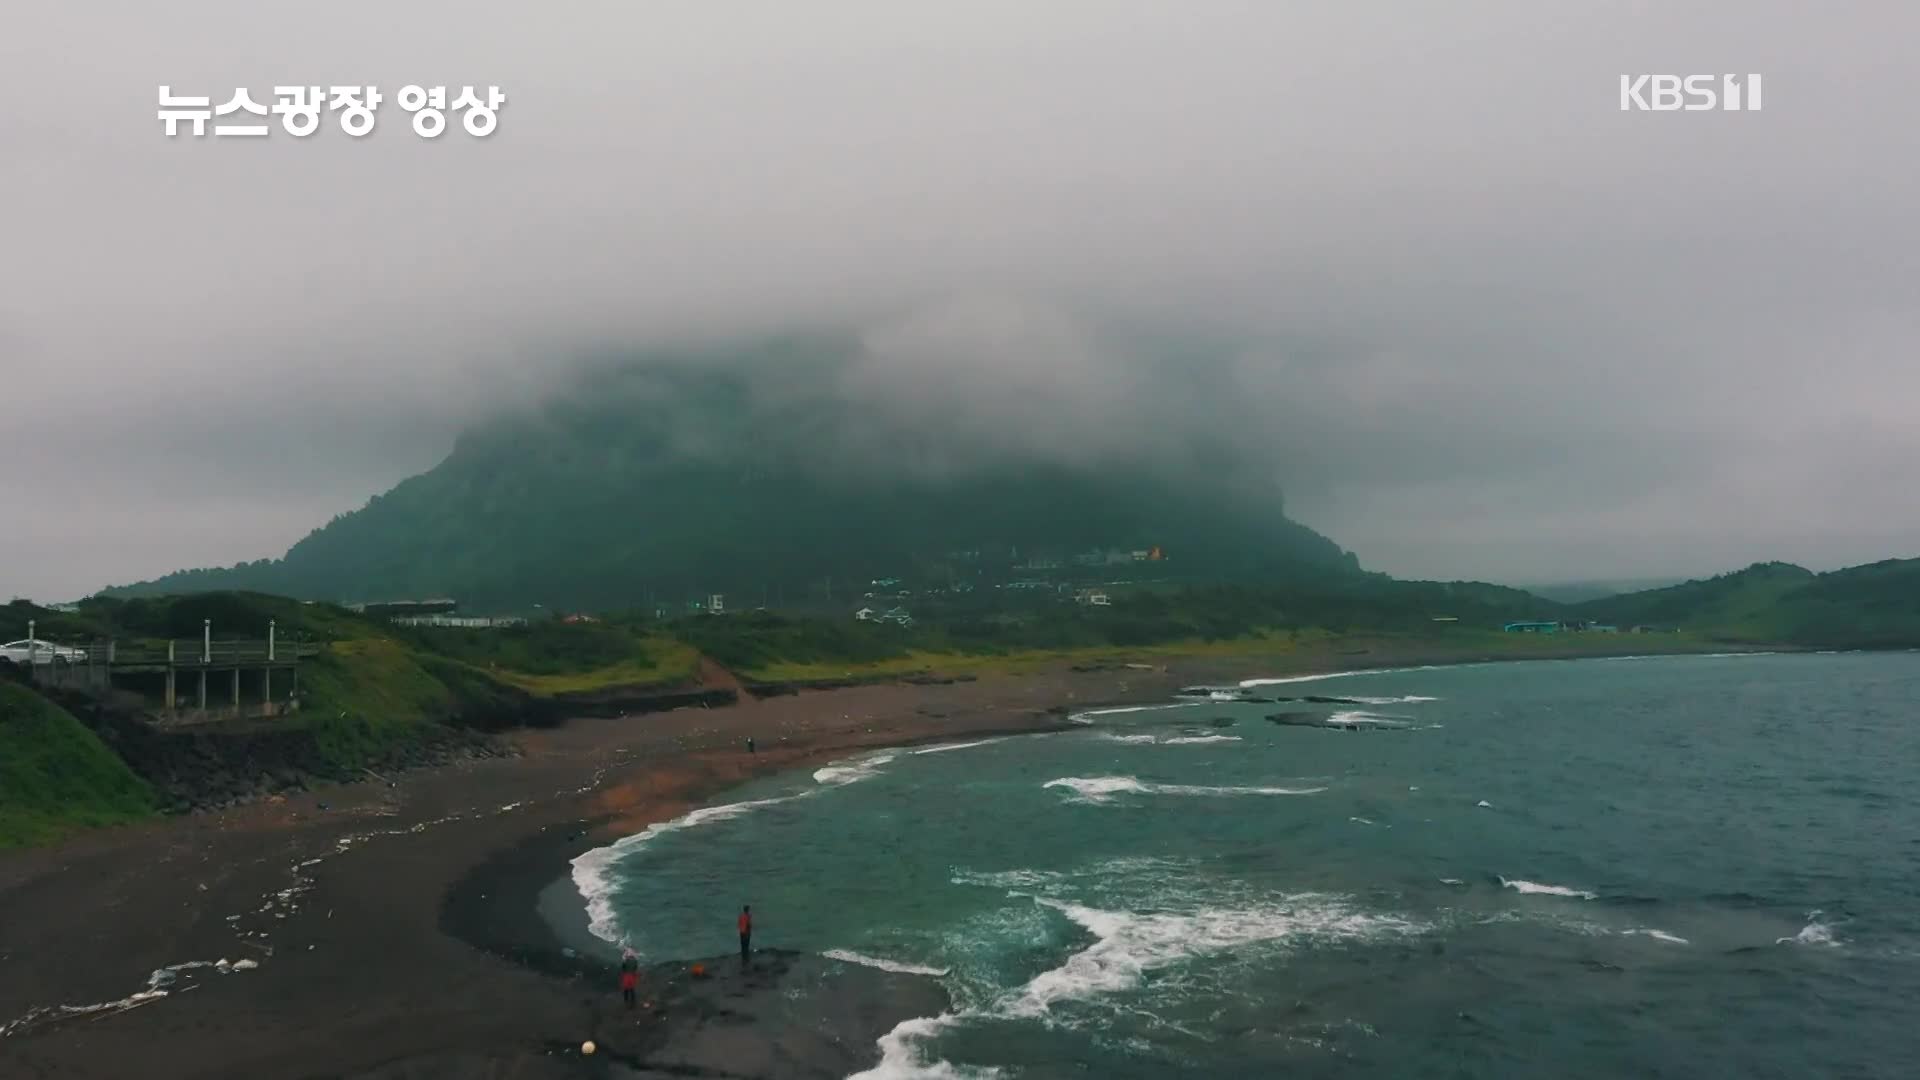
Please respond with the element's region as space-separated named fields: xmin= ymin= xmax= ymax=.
xmin=567 ymin=652 xmax=1920 ymax=1078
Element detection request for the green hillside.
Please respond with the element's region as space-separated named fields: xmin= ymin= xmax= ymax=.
xmin=0 ymin=681 xmax=157 ymax=848
xmin=102 ymin=351 xmax=1359 ymax=610
xmin=1573 ymin=559 xmax=1920 ymax=647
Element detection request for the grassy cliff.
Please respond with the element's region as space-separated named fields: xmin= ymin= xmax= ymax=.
xmin=0 ymin=682 xmax=157 ymax=848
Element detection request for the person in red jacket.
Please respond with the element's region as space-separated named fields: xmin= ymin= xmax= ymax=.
xmin=619 ymin=948 xmax=640 ymax=1008
xmin=738 ymin=905 xmax=753 ymax=966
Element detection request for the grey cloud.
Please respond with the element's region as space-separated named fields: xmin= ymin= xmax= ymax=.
xmin=3 ymin=1 xmax=1917 ymax=600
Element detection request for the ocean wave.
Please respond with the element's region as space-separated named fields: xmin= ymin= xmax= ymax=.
xmin=1092 ymin=733 xmax=1243 ymax=746
xmin=1006 ymin=896 xmax=1423 ymax=1018
xmin=848 ymin=1012 xmax=998 ymax=1079
xmin=1623 ymin=928 xmax=1690 ymax=945
xmin=1776 ymin=911 xmax=1840 ymax=947
xmin=569 ymin=793 xmax=805 ymax=942
xmin=814 ymin=752 xmax=900 ymax=787
xmin=1044 ymin=776 xmax=1326 ymax=803
xmin=1348 ymin=695 xmax=1440 ymax=705
xmin=911 ymin=738 xmax=1007 ymax=756
xmin=824 ymin=949 xmax=953 ymax=977
xmin=1499 ymin=876 xmax=1597 ymax=900
xmin=1326 ymin=710 xmax=1414 ymax=729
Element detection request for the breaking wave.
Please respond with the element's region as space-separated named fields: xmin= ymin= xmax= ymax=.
xmin=1776 ymin=911 xmax=1840 ymax=947
xmin=1093 ymin=733 xmax=1243 ymax=746
xmin=1500 ymin=877 xmax=1598 ymax=900
xmin=1005 ymin=895 xmax=1424 ymax=1018
xmin=824 ymin=949 xmax=953 ymax=977
xmin=814 ymin=752 xmax=900 ymax=787
xmin=1044 ymin=775 xmax=1325 ymax=803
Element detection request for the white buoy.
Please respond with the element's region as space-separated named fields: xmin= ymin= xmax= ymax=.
xmin=581 ymin=1040 xmax=596 ymax=1055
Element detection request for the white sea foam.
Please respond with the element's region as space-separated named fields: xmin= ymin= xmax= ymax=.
xmin=569 ymin=793 xmax=805 ymax=942
xmin=1162 ymin=734 xmax=1242 ymax=745
xmin=814 ymin=752 xmax=899 ymax=787
xmin=1476 ymin=800 xmax=1493 ymax=808
xmin=854 ymin=886 xmax=1415 ymax=1077
xmin=824 ymin=949 xmax=952 ymax=977
xmin=1623 ymin=928 xmax=1690 ymax=945
xmin=1044 ymin=776 xmax=1326 ymax=803
xmin=911 ymin=738 xmax=1007 ymax=755
xmin=1776 ymin=911 xmax=1840 ymax=947
xmin=1348 ymin=695 xmax=1440 ymax=705
xmin=1348 ymin=816 xmax=1375 ymax=826
xmin=1095 ymin=733 xmax=1159 ymax=744
xmin=1006 ymin=896 xmax=1423 ymax=1018
xmin=1500 ymin=877 xmax=1598 ymax=900
xmin=1326 ymin=710 xmax=1413 ymax=728
xmin=1439 ymin=877 xmax=1466 ymax=886
xmin=847 ymin=1012 xmax=998 ymax=1079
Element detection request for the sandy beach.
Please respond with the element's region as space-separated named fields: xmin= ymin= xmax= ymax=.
xmin=0 ymin=664 xmax=1181 ymax=1079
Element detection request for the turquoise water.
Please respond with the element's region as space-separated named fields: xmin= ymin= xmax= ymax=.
xmin=572 ymin=653 xmax=1920 ymax=1077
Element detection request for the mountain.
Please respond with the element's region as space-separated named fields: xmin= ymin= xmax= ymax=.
xmin=1522 ymin=578 xmax=1687 ymax=604
xmin=1572 ymin=559 xmax=1920 ymax=647
xmin=105 ymin=353 xmax=1360 ymax=610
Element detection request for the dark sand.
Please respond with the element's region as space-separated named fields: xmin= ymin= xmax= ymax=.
xmin=0 ymin=666 xmax=1177 ymax=1079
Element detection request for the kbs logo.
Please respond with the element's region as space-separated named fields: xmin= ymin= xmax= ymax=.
xmin=1619 ymin=74 xmax=1763 ymax=111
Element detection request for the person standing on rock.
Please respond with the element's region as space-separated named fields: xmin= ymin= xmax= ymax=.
xmin=620 ymin=948 xmax=640 ymax=1008
xmin=738 ymin=905 xmax=753 ymax=966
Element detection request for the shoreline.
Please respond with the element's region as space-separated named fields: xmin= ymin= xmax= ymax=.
xmin=0 ymin=644 xmax=1794 ymax=1077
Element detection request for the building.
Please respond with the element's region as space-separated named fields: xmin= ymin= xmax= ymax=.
xmin=877 ymin=606 xmax=914 ymax=627
xmin=1503 ymin=620 xmax=1561 ymax=633
xmin=561 ymin=613 xmax=601 ymax=624
xmin=707 ymin=594 xmax=725 ymax=615
xmin=391 ymin=614 xmax=527 ymax=629
xmin=854 ymin=606 xmax=876 ymax=621
xmin=352 ymin=598 xmax=458 ymax=618
xmin=1075 ymin=588 xmax=1112 ymax=607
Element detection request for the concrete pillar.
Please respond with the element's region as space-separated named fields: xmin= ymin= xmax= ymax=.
xmin=26 ymin=621 xmax=35 ymax=667
xmin=202 ymin=619 xmax=211 ymax=663
xmin=231 ymin=666 xmax=240 ymax=710
xmin=263 ymin=667 xmax=272 ymax=713
xmin=268 ymin=620 xmax=276 ymax=661
xmin=197 ymin=669 xmax=206 ymax=712
xmin=165 ymin=639 xmax=176 ymax=712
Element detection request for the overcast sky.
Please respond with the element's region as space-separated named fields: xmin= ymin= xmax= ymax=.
xmin=4 ymin=1 xmax=1916 ymax=601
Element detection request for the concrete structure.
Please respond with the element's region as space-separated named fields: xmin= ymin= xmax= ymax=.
xmin=18 ymin=618 xmax=318 ymax=724
xmin=1503 ymin=621 xmax=1562 ymax=633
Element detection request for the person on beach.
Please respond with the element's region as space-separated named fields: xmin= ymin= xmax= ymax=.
xmin=739 ymin=905 xmax=753 ymax=965
xmin=620 ymin=949 xmax=640 ymax=1008
xmin=746 ymin=735 xmax=755 ymax=754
